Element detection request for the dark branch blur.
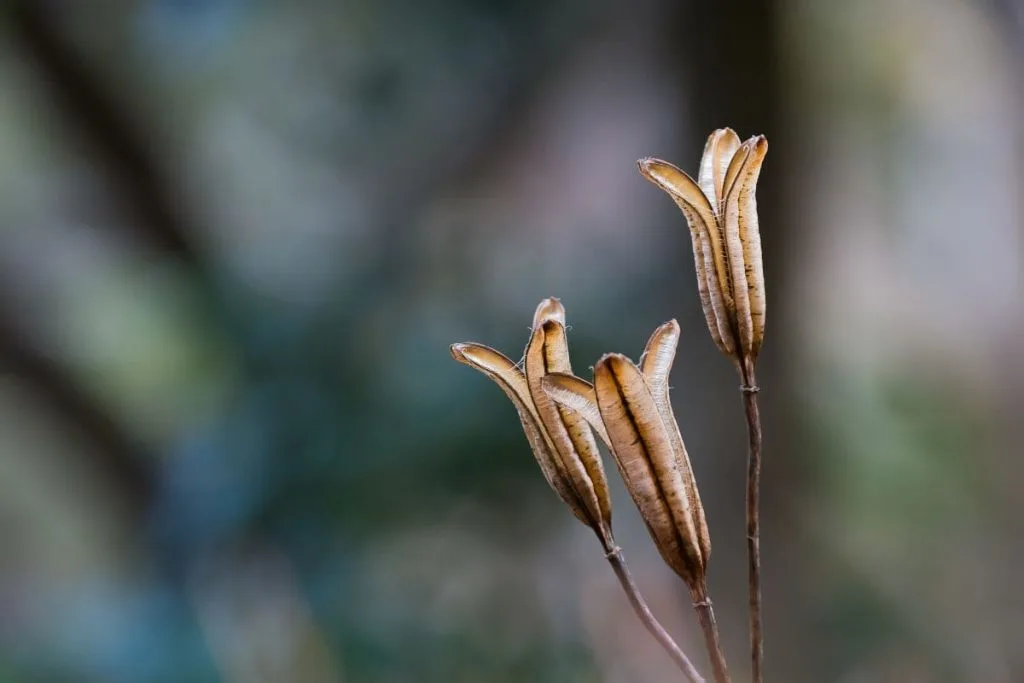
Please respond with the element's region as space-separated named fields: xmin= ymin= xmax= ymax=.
xmin=0 ymin=2 xmax=1020 ymax=682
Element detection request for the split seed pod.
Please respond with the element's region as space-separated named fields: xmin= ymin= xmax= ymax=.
xmin=450 ymin=298 xmax=613 ymax=549
xmin=638 ymin=129 xmax=767 ymax=372
xmin=543 ymin=321 xmax=711 ymax=593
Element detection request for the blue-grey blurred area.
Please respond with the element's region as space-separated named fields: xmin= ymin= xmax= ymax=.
xmin=0 ymin=0 xmax=1021 ymax=681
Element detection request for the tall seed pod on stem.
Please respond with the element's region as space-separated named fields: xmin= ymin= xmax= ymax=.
xmin=544 ymin=322 xmax=731 ymax=683
xmin=451 ymin=299 xmax=706 ymax=683
xmin=638 ymin=129 xmax=768 ymax=683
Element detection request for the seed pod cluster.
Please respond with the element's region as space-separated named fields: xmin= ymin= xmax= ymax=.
xmin=638 ymin=129 xmax=767 ymax=370
xmin=451 ymin=128 xmax=767 ymax=683
xmin=543 ymin=321 xmax=710 ymax=593
xmin=450 ymin=298 xmax=613 ymax=549
xmin=452 ymin=301 xmax=715 ymax=683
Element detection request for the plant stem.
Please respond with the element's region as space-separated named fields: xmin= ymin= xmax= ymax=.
xmin=740 ymin=360 xmax=763 ymax=683
xmin=605 ymin=546 xmax=705 ymax=683
xmin=692 ymin=585 xmax=731 ymax=683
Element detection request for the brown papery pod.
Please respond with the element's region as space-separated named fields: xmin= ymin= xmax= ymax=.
xmin=544 ymin=350 xmax=708 ymax=590
xmin=638 ymin=129 xmax=768 ymax=366
xmin=525 ymin=298 xmax=612 ymax=546
xmin=636 ymin=157 xmax=734 ymax=359
xmin=725 ymin=137 xmax=767 ymax=360
xmin=449 ymin=342 xmax=590 ymax=526
xmin=450 ymin=298 xmax=613 ymax=546
xmin=639 ymin=321 xmax=711 ymax=564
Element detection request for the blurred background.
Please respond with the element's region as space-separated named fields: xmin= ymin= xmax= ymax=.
xmin=0 ymin=1 xmax=1021 ymax=681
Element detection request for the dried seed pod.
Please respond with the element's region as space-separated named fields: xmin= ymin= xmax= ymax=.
xmin=525 ymin=300 xmax=612 ymax=539
xmin=638 ymin=130 xmax=768 ymax=367
xmin=449 ymin=342 xmax=588 ymax=524
xmin=450 ymin=298 xmax=612 ymax=546
xmin=543 ymin=329 xmax=710 ymax=591
xmin=639 ymin=321 xmax=710 ymax=565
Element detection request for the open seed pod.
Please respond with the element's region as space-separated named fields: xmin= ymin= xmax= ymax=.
xmin=638 ymin=129 xmax=767 ymax=372
xmin=450 ymin=298 xmax=613 ymax=548
xmin=543 ymin=321 xmax=710 ymax=591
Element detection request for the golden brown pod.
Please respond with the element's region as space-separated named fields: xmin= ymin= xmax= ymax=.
xmin=450 ymin=298 xmax=612 ymax=546
xmin=638 ymin=129 xmax=768 ymax=367
xmin=543 ymin=327 xmax=710 ymax=590
xmin=639 ymin=321 xmax=710 ymax=565
xmin=525 ymin=301 xmax=612 ymax=536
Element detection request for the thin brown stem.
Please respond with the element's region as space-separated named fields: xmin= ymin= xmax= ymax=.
xmin=740 ymin=360 xmax=763 ymax=683
xmin=605 ymin=546 xmax=705 ymax=683
xmin=691 ymin=584 xmax=732 ymax=683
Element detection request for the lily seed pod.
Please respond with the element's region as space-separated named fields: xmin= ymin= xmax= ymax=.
xmin=543 ymin=322 xmax=711 ymax=592
xmin=450 ymin=298 xmax=613 ymax=548
xmin=638 ymin=129 xmax=767 ymax=371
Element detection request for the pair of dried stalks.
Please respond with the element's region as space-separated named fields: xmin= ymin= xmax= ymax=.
xmin=451 ymin=128 xmax=767 ymax=683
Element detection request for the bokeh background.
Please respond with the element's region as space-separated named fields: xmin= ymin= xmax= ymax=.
xmin=1 ymin=1 xmax=1021 ymax=681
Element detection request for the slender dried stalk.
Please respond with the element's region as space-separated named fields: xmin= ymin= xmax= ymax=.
xmin=605 ymin=546 xmax=705 ymax=683
xmin=691 ymin=586 xmax=731 ymax=683
xmin=740 ymin=361 xmax=763 ymax=683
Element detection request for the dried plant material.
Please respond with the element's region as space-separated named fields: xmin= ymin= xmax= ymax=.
xmin=526 ymin=312 xmax=612 ymax=538
xmin=637 ymin=158 xmax=733 ymax=357
xmin=449 ymin=342 xmax=589 ymax=525
xmin=699 ymin=129 xmax=741 ymax=209
xmin=637 ymin=130 xmax=768 ymax=368
xmin=640 ymin=129 xmax=769 ymax=683
xmin=596 ymin=353 xmax=705 ymax=587
xmin=452 ymin=300 xmax=708 ymax=683
xmin=545 ymin=335 xmax=709 ymax=592
xmin=541 ymin=373 xmax=609 ymax=448
xmin=639 ymin=321 xmax=711 ymax=565
xmin=450 ymin=298 xmax=612 ymax=547
xmin=545 ymin=327 xmax=732 ymax=683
